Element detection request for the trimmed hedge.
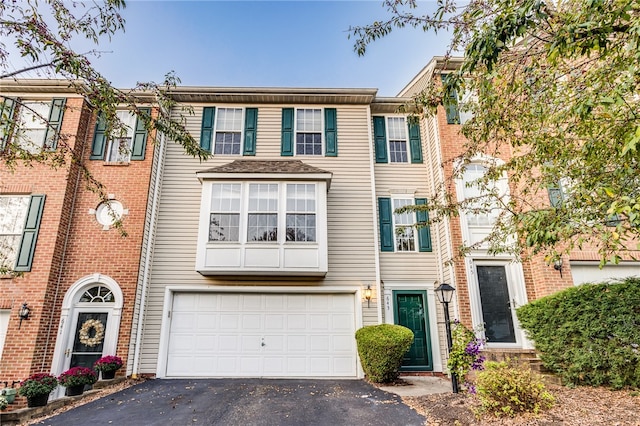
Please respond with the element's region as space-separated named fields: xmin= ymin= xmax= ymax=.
xmin=355 ymin=324 xmax=414 ymax=383
xmin=516 ymin=277 xmax=640 ymax=389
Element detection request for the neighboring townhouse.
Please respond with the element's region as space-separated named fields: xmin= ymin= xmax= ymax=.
xmin=0 ymin=80 xmax=155 ymax=405
xmin=399 ymin=57 xmax=640 ymax=352
xmin=127 ymin=87 xmax=449 ymax=379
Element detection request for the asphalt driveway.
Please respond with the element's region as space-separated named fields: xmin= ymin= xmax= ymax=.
xmin=34 ymin=379 xmax=426 ymax=426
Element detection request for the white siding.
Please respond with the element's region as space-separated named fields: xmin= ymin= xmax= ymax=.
xmin=139 ymin=104 xmax=378 ymax=373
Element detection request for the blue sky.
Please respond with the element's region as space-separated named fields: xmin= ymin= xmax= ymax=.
xmin=80 ymin=1 xmax=451 ymax=96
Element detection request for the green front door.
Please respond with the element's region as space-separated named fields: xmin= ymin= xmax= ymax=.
xmin=394 ymin=291 xmax=433 ymax=371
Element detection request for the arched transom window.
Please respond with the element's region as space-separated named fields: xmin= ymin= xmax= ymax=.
xmin=79 ymin=285 xmax=114 ymax=303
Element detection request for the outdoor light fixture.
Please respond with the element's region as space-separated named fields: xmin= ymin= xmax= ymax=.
xmin=18 ymin=302 xmax=30 ymax=329
xmin=434 ymin=283 xmax=459 ymax=394
xmin=364 ymin=285 xmax=372 ymax=308
xmin=553 ymin=258 xmax=563 ymax=278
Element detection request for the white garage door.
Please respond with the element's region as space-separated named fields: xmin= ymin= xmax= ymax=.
xmin=570 ymin=262 xmax=640 ymax=285
xmin=165 ymin=293 xmax=357 ymax=378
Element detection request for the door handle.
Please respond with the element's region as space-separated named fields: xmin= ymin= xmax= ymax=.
xmin=65 ymin=349 xmax=71 ymax=357
xmin=261 ymin=338 xmax=265 ymax=347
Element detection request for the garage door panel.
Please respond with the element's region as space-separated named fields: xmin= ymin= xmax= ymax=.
xmin=166 ymin=293 xmax=357 ymax=377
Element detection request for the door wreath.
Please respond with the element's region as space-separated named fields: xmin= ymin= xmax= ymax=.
xmin=79 ymin=319 xmax=105 ymax=347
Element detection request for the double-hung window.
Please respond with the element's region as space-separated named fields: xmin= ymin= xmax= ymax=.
xmin=392 ymin=198 xmax=415 ymax=251
xmin=247 ymin=184 xmax=278 ymax=242
xmin=0 ymin=97 xmax=65 ymax=153
xmin=0 ymin=196 xmax=30 ymax=269
xmin=0 ymin=194 xmax=45 ymax=272
xmin=214 ymin=108 xmax=243 ymax=155
xmin=296 ymin=109 xmax=322 ymax=155
xmin=373 ymin=115 xmax=422 ymax=164
xmin=105 ymin=110 xmax=137 ymax=162
xmin=209 ymin=183 xmax=241 ymax=242
xmin=378 ymin=197 xmax=431 ymax=253
xmin=16 ymin=102 xmax=49 ymax=153
xmin=387 ymin=117 xmax=409 ymax=163
xmin=286 ymin=184 xmax=316 ymax=242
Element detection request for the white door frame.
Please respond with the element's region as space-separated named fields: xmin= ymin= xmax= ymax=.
xmin=466 ymin=258 xmax=531 ymax=349
xmin=50 ymin=274 xmax=123 ymax=397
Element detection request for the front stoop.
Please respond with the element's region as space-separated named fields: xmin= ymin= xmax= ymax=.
xmin=482 ymin=348 xmax=562 ymax=386
xmin=0 ymin=378 xmax=126 ymax=425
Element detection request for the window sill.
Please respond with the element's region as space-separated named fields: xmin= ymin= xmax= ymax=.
xmin=103 ymin=162 xmax=130 ymax=167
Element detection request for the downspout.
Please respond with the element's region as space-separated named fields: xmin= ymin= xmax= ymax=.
xmin=41 ymin=102 xmax=91 ymax=371
xmin=131 ymin=131 xmax=166 ymax=378
xmin=366 ymin=106 xmax=383 ymax=324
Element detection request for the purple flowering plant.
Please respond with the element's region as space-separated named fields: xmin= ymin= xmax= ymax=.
xmin=93 ymin=355 xmax=123 ymax=372
xmin=58 ymin=367 xmax=98 ymax=387
xmin=447 ymin=320 xmax=485 ymax=393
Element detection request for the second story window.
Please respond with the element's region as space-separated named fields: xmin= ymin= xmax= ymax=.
xmin=296 ymin=109 xmax=322 ymax=155
xmin=0 ymin=196 xmax=30 ymax=269
xmin=214 ymin=108 xmax=243 ymax=155
xmin=209 ymin=183 xmax=241 ymax=242
xmin=286 ymin=183 xmax=316 ymax=242
xmin=247 ymin=183 xmax=278 ymax=242
xmin=17 ymin=101 xmax=49 ymax=153
xmin=105 ymin=110 xmax=136 ymax=162
xmin=392 ymin=198 xmax=415 ymax=251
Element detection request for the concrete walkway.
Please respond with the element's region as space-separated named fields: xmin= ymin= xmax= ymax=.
xmin=378 ymin=376 xmax=453 ymax=397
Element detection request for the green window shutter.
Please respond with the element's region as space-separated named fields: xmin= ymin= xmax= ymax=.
xmin=373 ymin=116 xmax=388 ymax=163
xmin=200 ymin=107 xmax=215 ymax=153
xmin=281 ymin=108 xmax=294 ymax=156
xmin=14 ymin=195 xmax=46 ymax=272
xmin=324 ymin=108 xmax=337 ymax=157
xmin=131 ymin=107 xmax=150 ymax=160
xmin=408 ymin=121 xmax=423 ymax=163
xmin=441 ymin=75 xmax=460 ymax=124
xmin=0 ymin=97 xmax=16 ymax=150
xmin=415 ymin=198 xmax=432 ymax=252
xmin=44 ymin=98 xmax=66 ymax=151
xmin=89 ymin=113 xmax=107 ymax=160
xmin=548 ymin=185 xmax=564 ymax=208
xmin=243 ymin=108 xmax=258 ymax=156
xmin=378 ymin=197 xmax=394 ymax=252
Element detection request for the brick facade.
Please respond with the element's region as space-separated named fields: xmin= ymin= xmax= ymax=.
xmin=0 ymin=86 xmax=153 ymax=408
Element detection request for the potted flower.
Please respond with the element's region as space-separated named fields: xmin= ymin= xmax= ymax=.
xmin=18 ymin=373 xmax=58 ymax=407
xmin=58 ymin=367 xmax=97 ymax=396
xmin=93 ymin=355 xmax=123 ymax=380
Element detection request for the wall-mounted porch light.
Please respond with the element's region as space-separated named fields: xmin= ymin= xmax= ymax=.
xmin=18 ymin=302 xmax=30 ymax=329
xmin=553 ymin=258 xmax=563 ymax=278
xmin=364 ymin=285 xmax=372 ymax=308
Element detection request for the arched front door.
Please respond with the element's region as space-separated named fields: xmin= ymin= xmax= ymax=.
xmin=51 ymin=274 xmax=123 ymax=394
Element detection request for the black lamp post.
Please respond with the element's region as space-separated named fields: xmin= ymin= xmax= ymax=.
xmin=435 ymin=283 xmax=459 ymax=393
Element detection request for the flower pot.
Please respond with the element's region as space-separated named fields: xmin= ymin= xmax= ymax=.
xmin=1 ymin=388 xmax=16 ymax=404
xmin=27 ymin=393 xmax=50 ymax=407
xmin=65 ymin=385 xmax=85 ymax=396
xmin=101 ymin=370 xmax=116 ymax=380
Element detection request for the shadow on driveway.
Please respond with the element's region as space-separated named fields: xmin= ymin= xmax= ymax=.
xmin=35 ymin=379 xmax=426 ymax=426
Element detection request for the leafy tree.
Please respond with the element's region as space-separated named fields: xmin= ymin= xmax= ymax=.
xmin=0 ymin=0 xmax=208 ymax=273
xmin=351 ymin=0 xmax=640 ymax=264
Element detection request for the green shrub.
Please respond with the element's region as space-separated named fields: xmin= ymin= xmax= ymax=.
xmin=516 ymin=277 xmax=640 ymax=389
xmin=355 ymin=324 xmax=414 ymax=383
xmin=475 ymin=361 xmax=555 ymax=417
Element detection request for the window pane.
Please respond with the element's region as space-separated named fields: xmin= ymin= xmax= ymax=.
xmin=296 ymin=109 xmax=322 ymax=155
xmin=210 ymin=213 xmax=240 ymax=242
xmin=387 ymin=117 xmax=407 ymax=140
xmin=16 ymin=101 xmax=50 ymax=153
xmin=106 ymin=137 xmax=132 ymax=162
xmin=249 ymin=184 xmax=278 ymax=212
xmin=247 ymin=213 xmax=277 ymax=242
xmin=214 ymin=108 xmax=242 ymax=155
xmin=286 ymin=213 xmax=316 ymax=242
xmin=214 ymin=132 xmax=241 ymax=155
xmin=389 ymin=141 xmax=408 ymax=163
xmin=211 ymin=184 xmax=241 ymax=212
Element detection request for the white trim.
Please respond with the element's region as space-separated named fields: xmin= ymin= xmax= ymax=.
xmin=211 ymin=107 xmax=245 ymax=156
xmin=197 ymin=172 xmax=332 ymax=184
xmin=366 ymin=106 xmax=383 ymax=323
xmin=293 ymin=107 xmax=324 ymax=156
xmin=466 ymin=259 xmax=531 ymax=349
xmin=156 ymin=285 xmax=363 ymax=379
xmin=50 ymin=274 xmax=124 ymax=398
